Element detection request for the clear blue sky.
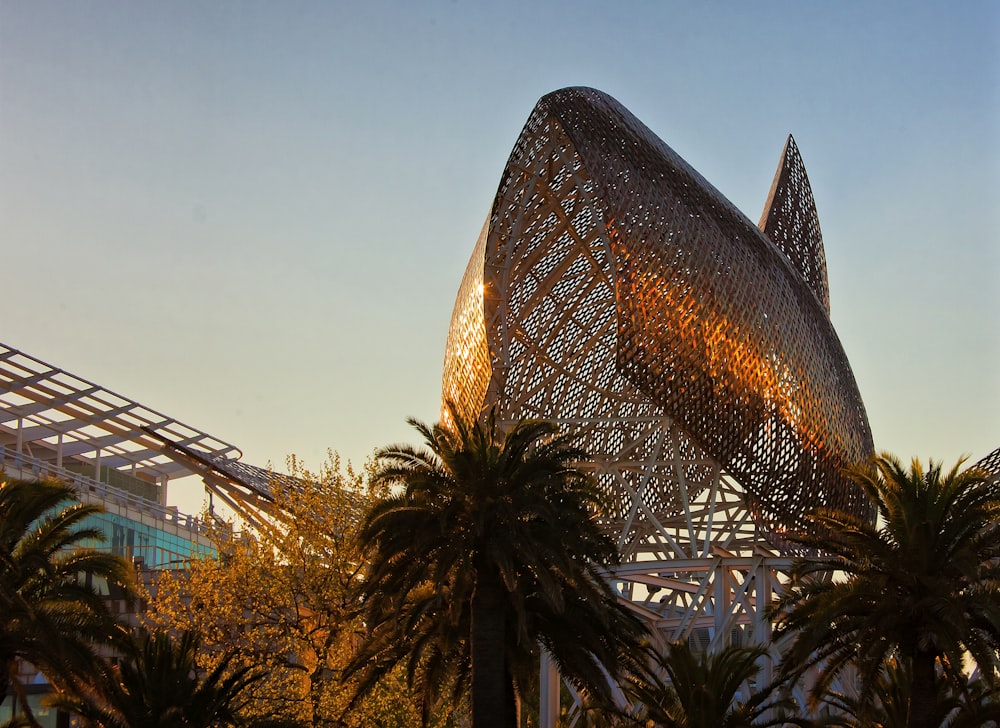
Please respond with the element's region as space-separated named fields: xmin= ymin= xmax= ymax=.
xmin=2 ymin=2 xmax=997 ymax=513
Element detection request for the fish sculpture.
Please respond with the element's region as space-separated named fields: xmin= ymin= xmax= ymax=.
xmin=443 ymin=87 xmax=873 ymax=551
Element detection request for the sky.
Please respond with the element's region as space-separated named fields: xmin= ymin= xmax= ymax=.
xmin=1 ymin=2 xmax=997 ymax=515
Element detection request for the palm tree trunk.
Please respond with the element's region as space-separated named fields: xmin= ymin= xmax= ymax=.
xmin=471 ymin=564 xmax=509 ymax=728
xmin=0 ymin=670 xmax=9 ymax=712
xmin=504 ymin=667 xmax=520 ymax=727
xmin=908 ymin=651 xmax=938 ymax=728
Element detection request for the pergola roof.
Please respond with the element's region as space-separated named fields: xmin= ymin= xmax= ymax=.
xmin=0 ymin=342 xmax=242 ymax=482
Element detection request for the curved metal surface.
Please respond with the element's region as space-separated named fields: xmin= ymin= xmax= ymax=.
xmin=974 ymin=446 xmax=1000 ymax=481
xmin=443 ymin=87 xmax=873 ymax=543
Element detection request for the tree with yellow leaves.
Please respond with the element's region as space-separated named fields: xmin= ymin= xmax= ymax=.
xmin=145 ymin=454 xmax=458 ymax=728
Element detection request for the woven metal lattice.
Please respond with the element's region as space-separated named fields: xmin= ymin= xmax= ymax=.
xmin=974 ymin=446 xmax=1000 ymax=482
xmin=759 ymin=136 xmax=830 ymax=314
xmin=443 ymin=87 xmax=873 ymax=545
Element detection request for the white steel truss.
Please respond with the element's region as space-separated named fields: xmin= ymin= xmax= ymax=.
xmin=0 ymin=342 xmax=292 ymax=529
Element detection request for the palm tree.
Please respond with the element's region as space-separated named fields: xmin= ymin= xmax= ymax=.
xmin=622 ymin=641 xmax=808 ymax=728
xmin=0 ymin=477 xmax=133 ymax=716
xmin=347 ymin=580 xmax=469 ymax=724
xmin=52 ymin=628 xmax=271 ymax=728
xmin=349 ymin=405 xmax=647 ymax=728
xmin=946 ymin=677 xmax=1000 ymax=728
xmin=822 ymin=657 xmax=1000 ymax=728
xmin=770 ymin=453 xmax=1000 ymax=728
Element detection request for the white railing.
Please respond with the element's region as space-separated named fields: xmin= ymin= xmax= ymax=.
xmin=0 ymin=444 xmax=204 ymax=535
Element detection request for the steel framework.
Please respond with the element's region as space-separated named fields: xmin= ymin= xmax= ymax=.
xmin=0 ymin=342 xmax=294 ymax=530
xmin=442 ymin=87 xmax=875 ymax=720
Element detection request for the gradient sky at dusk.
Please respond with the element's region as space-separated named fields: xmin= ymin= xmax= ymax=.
xmin=2 ymin=2 xmax=997 ymax=513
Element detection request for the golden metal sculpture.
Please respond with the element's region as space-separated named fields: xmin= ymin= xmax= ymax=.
xmin=444 ymin=87 xmax=873 ymax=553
xmin=444 ymin=92 xmax=875 ymax=720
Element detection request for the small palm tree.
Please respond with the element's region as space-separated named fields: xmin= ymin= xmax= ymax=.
xmin=821 ymin=658 xmax=939 ymax=728
xmin=0 ymin=477 xmax=133 ymax=716
xmin=946 ymin=677 xmax=1000 ymax=728
xmin=771 ymin=453 xmax=1000 ymax=728
xmin=623 ymin=641 xmax=808 ymax=728
xmin=349 ymin=405 xmax=646 ymax=728
xmin=53 ymin=628 xmax=266 ymax=728
xmin=822 ymin=657 xmax=1000 ymax=728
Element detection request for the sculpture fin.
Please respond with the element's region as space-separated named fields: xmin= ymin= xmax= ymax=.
xmin=759 ymin=135 xmax=830 ymax=313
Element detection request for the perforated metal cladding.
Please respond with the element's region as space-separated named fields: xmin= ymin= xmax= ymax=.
xmin=974 ymin=447 xmax=1000 ymax=482
xmin=442 ymin=87 xmax=874 ymax=542
xmin=444 ymin=113 xmax=702 ymax=531
xmin=442 ymin=219 xmax=491 ymax=426
xmin=759 ymin=136 xmax=830 ymax=313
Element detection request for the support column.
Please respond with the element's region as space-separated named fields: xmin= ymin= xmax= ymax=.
xmin=756 ymin=558 xmax=774 ymax=686
xmin=713 ymin=558 xmax=726 ymax=650
xmin=540 ymin=648 xmax=560 ymax=728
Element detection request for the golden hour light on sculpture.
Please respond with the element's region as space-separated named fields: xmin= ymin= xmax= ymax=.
xmin=442 ymin=90 xmax=874 ymax=702
xmin=444 ymin=87 xmax=872 ymax=546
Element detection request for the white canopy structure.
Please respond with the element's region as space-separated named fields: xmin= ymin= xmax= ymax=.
xmin=0 ymin=341 xmax=291 ymax=533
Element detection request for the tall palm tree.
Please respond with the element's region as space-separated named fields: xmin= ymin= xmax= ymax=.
xmin=622 ymin=641 xmax=808 ymax=728
xmin=349 ymin=405 xmax=646 ymax=728
xmin=0 ymin=477 xmax=133 ymax=715
xmin=52 ymin=628 xmax=271 ymax=728
xmin=770 ymin=454 xmax=1000 ymax=728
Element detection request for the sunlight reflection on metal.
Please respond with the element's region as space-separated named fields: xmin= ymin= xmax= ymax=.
xmin=443 ymin=87 xmax=872 ymax=544
xmin=442 ymin=87 xmax=875 ymax=721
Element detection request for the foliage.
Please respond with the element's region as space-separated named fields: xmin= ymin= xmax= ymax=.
xmin=146 ymin=454 xmax=444 ymax=728
xmin=620 ymin=641 xmax=810 ymax=728
xmin=771 ymin=453 xmax=1000 ymax=728
xmin=49 ymin=627 xmax=267 ymax=728
xmin=0 ymin=477 xmax=134 ymax=721
xmin=822 ymin=657 xmax=1000 ymax=728
xmin=349 ymin=404 xmax=647 ymax=728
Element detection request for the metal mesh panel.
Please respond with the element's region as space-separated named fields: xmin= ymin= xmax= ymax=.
xmin=759 ymin=136 xmax=830 ymax=313
xmin=974 ymin=446 xmax=1000 ymax=481
xmin=442 ymin=87 xmax=873 ymax=547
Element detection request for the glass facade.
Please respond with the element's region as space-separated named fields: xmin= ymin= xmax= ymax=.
xmin=79 ymin=512 xmax=214 ymax=569
xmin=0 ymin=690 xmax=65 ymax=728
